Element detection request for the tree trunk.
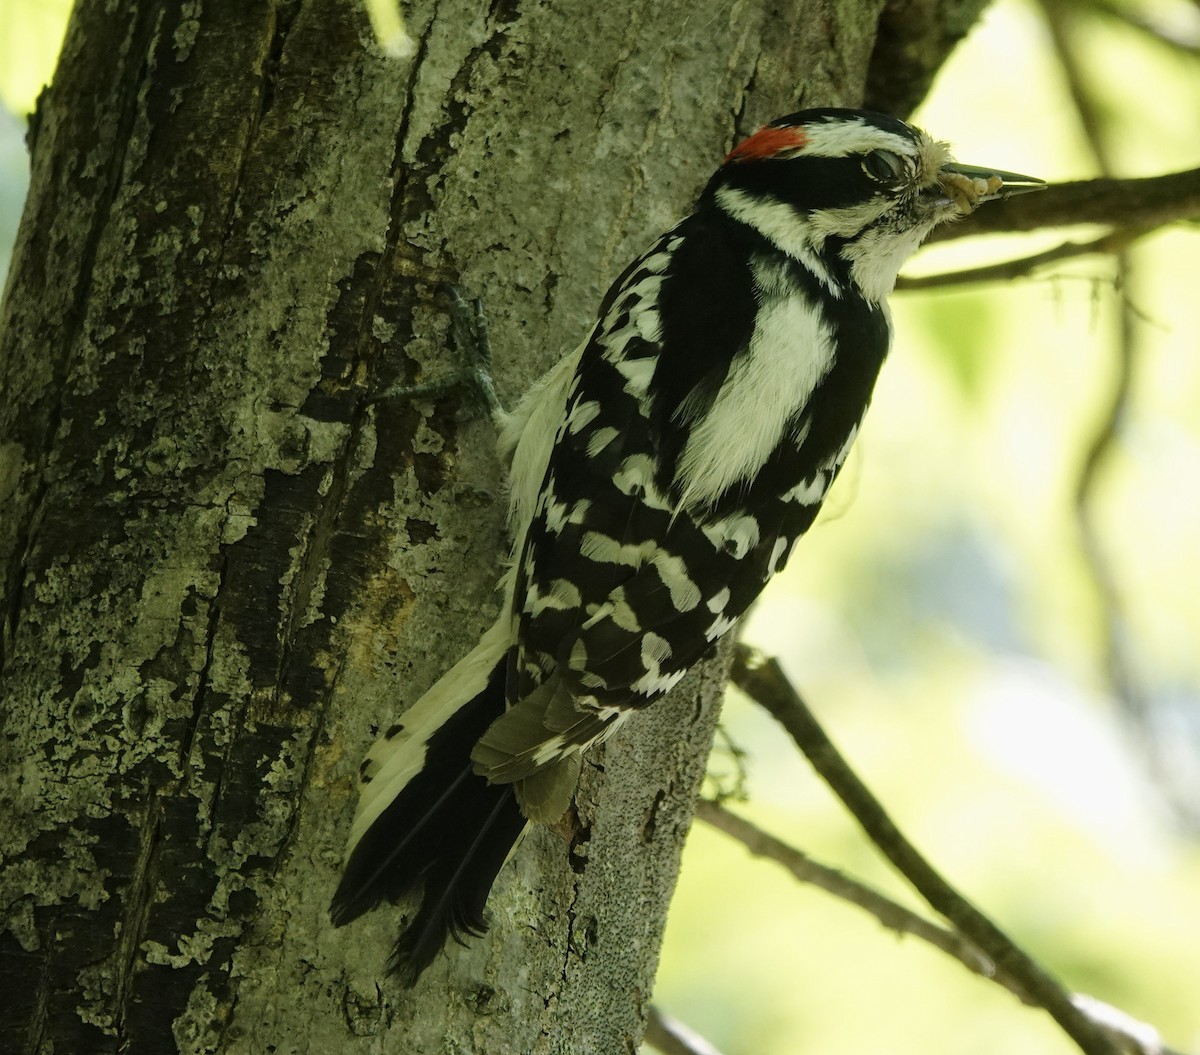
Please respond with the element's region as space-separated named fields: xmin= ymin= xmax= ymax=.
xmin=0 ymin=0 xmax=959 ymax=1051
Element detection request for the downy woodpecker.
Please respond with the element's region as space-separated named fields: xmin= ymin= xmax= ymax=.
xmin=330 ymin=108 xmax=1044 ymax=983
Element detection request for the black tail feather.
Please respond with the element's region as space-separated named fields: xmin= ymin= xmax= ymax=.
xmin=330 ymin=664 xmax=528 ymax=984
xmin=386 ymin=784 xmax=526 ymax=985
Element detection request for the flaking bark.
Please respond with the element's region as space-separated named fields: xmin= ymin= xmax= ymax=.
xmin=0 ymin=0 xmax=941 ymax=1050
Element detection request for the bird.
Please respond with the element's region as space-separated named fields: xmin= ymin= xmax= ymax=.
xmin=329 ymin=107 xmax=1044 ymax=984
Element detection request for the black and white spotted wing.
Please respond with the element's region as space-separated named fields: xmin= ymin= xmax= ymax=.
xmin=506 ymin=211 xmax=891 ymax=720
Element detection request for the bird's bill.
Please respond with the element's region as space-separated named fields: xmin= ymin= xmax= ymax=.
xmin=933 ymin=161 xmax=1046 ymax=215
xmin=940 ymin=162 xmax=1047 ymax=203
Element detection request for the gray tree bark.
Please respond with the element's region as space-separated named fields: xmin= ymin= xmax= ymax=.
xmin=0 ymin=0 xmax=978 ymax=1052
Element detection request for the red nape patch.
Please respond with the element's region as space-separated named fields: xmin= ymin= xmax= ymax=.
xmin=724 ymin=125 xmax=808 ymax=164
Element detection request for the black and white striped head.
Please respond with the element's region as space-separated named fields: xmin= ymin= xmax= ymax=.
xmin=708 ymin=108 xmax=1043 ymax=301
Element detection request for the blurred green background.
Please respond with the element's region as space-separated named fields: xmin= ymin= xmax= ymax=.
xmin=2 ymin=2 xmax=1197 ymax=1053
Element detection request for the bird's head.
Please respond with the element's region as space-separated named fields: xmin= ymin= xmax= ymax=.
xmin=708 ymin=108 xmax=1044 ymax=301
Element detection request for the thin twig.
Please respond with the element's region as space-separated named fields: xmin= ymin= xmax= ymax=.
xmin=700 ymin=798 xmax=1189 ymax=1055
xmin=898 ymin=226 xmax=1154 ymax=290
xmin=645 ymin=1005 xmax=727 ymax=1055
xmin=696 ymin=799 xmax=1025 ymax=997
xmin=1039 ymin=0 xmax=1132 ymax=696
xmin=1071 ymin=250 xmax=1141 ymax=711
xmin=1034 ymin=0 xmax=1200 ymax=830
xmin=1040 ymin=0 xmax=1114 ymax=170
xmin=729 ymin=644 xmax=1128 ymax=1055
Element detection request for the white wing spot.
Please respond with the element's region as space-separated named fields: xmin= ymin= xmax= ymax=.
xmin=586 ymin=426 xmax=621 ymax=458
xmin=567 ymin=399 xmax=602 ymax=434
xmin=642 ymin=632 xmax=672 ymax=664
xmin=652 ymin=552 xmax=701 ymax=612
xmin=707 ymin=587 xmax=731 ymax=613
xmin=613 ymin=354 xmax=656 ymax=394
xmin=782 ymin=475 xmax=828 ymax=506
xmin=702 ymin=515 xmax=761 ymax=559
xmin=625 ymin=275 xmax=664 ymax=302
xmin=583 ymin=595 xmax=642 ymax=634
xmin=630 ymin=633 xmax=685 ymax=696
xmin=632 ymin=667 xmax=686 ymax=698
xmin=767 ymin=536 xmax=789 ymax=576
xmin=527 ymin=578 xmax=583 ymax=616
xmin=581 ymin=531 xmax=652 ymax=568
xmin=613 ymin=455 xmax=671 ymax=511
xmin=830 ymin=424 xmax=859 ymax=468
xmin=544 ymin=494 xmax=570 ymax=533
xmin=635 ymin=307 xmax=662 ymax=343
xmin=705 ymin=613 xmax=739 ymax=641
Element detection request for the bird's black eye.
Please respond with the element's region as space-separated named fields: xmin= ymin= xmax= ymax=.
xmin=862 ymin=149 xmax=905 ymax=184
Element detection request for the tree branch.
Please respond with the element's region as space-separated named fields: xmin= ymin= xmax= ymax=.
xmin=699 ymin=797 xmax=1189 ymax=1055
xmin=863 ymin=0 xmax=991 ymax=118
xmin=903 ymin=165 xmax=1198 ymax=289
xmin=728 ymin=644 xmax=1144 ymax=1055
xmin=1072 ymin=0 xmax=1200 ymax=58
xmin=927 ymin=168 xmax=1200 ymax=241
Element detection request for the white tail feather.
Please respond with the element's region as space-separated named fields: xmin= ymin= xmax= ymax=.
xmin=345 ymin=339 xmax=582 ymax=856
xmin=348 ymin=618 xmax=511 ymax=852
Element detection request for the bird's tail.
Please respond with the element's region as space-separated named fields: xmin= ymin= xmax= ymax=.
xmin=329 ymin=621 xmax=528 ymax=985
